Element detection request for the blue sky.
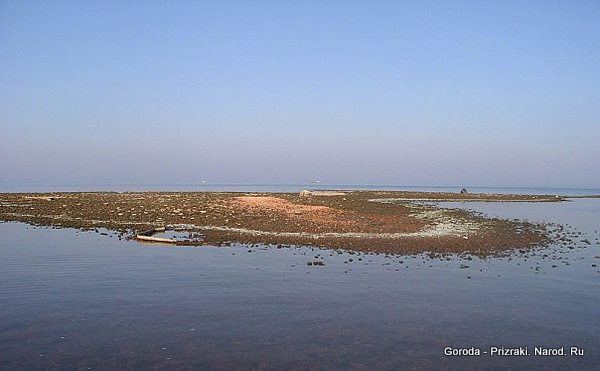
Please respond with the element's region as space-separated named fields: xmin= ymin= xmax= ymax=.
xmin=1 ymin=1 xmax=599 ymax=187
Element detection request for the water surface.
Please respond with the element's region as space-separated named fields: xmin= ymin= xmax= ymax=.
xmin=1 ymin=199 xmax=599 ymax=369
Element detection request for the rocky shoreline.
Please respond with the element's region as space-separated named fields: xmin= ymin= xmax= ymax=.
xmin=0 ymin=190 xmax=571 ymax=255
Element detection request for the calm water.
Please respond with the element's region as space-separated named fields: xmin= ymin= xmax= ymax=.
xmin=1 ymin=199 xmax=599 ymax=369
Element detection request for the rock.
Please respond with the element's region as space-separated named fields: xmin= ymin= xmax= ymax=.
xmin=460 ymin=188 xmax=469 ymax=194
xmin=299 ymin=190 xmax=313 ymax=197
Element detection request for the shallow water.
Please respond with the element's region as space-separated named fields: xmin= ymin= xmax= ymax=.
xmin=1 ymin=199 xmax=599 ymax=369
xmin=435 ymin=198 xmax=600 ymax=232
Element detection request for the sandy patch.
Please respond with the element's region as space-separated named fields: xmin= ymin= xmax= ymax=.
xmin=235 ymin=196 xmax=332 ymax=214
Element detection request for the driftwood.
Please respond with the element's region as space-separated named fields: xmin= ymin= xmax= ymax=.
xmin=135 ymin=227 xmax=176 ymax=243
xmin=136 ymin=235 xmax=176 ymax=243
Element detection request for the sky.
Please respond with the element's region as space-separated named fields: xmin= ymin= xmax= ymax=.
xmin=1 ymin=1 xmax=599 ymax=187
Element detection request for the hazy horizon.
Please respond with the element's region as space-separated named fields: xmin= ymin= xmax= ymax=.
xmin=2 ymin=182 xmax=600 ymax=192
xmin=2 ymin=1 xmax=599 ymax=188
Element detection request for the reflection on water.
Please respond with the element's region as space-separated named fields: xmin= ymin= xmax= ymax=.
xmin=0 ymin=200 xmax=599 ymax=369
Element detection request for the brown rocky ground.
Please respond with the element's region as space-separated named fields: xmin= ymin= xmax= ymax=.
xmin=0 ymin=191 xmax=562 ymax=255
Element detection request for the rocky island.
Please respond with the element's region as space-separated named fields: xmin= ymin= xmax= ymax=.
xmin=0 ymin=190 xmax=567 ymax=255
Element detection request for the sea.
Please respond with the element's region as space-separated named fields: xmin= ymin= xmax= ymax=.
xmin=1 ymin=185 xmax=599 ymax=369
xmin=1 ymin=184 xmax=599 ymax=196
